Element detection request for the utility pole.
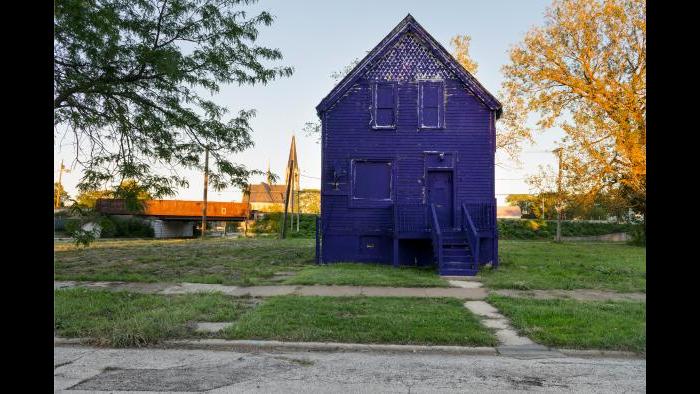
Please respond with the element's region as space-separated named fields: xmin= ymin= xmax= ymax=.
xmin=296 ymin=184 xmax=300 ymax=232
xmin=201 ymin=147 xmax=209 ymax=239
xmin=541 ymin=197 xmax=545 ymax=220
xmin=55 ymin=160 xmax=69 ymax=209
xmin=553 ymin=148 xmax=563 ymax=242
xmin=280 ymin=165 xmax=293 ymax=239
xmin=281 ymin=134 xmax=299 ymax=238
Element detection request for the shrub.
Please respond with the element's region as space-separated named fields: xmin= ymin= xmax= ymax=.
xmin=63 ymin=218 xmax=82 ymax=235
xmin=497 ymin=219 xmax=636 ymax=240
xmin=111 ymin=217 xmax=154 ymax=238
xmin=628 ymin=224 xmax=646 ymax=246
xmin=249 ymin=212 xmax=317 ymax=238
xmin=98 ymin=217 xmax=117 ymax=238
xmin=72 ymin=229 xmax=97 ymax=248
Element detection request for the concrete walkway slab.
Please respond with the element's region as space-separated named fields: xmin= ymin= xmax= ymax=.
xmin=159 ymin=283 xmax=243 ymax=296
xmin=234 ymin=286 xmax=301 ymax=297
xmin=54 ymin=281 xmax=77 ymax=290
xmin=463 ymin=301 xmax=503 ymax=318
xmin=447 ymin=280 xmax=482 ymax=288
xmin=193 ymin=322 xmax=233 ymax=333
xmin=495 ymin=329 xmax=535 ymax=346
xmin=360 ymin=287 xmax=427 ymax=297
xmin=481 ymin=319 xmax=510 ymax=330
xmin=424 ymin=288 xmax=487 ymax=299
xmin=490 ymin=289 xmax=646 ymax=302
xmin=296 ymin=286 xmax=363 ymax=297
xmin=54 ymin=281 xmax=487 ymax=299
xmin=463 ymin=300 xmax=539 ymax=347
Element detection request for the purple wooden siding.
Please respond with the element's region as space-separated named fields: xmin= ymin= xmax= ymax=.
xmin=318 ymin=17 xmax=499 ymax=268
xmin=321 ymin=78 xmax=495 ymax=263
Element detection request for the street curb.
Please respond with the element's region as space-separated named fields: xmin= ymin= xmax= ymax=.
xmin=54 ymin=337 xmax=644 ymax=359
xmin=557 ymin=349 xmax=645 ymax=359
xmin=162 ymin=339 xmax=499 ymax=356
xmin=54 ymin=337 xmax=88 ymax=345
xmin=53 ymin=337 xmax=496 ymax=355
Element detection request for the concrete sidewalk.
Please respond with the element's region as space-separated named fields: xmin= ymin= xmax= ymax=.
xmin=54 ymin=280 xmax=487 ymax=299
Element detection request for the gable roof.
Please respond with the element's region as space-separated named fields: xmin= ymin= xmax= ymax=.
xmin=316 ymin=14 xmax=502 ymax=118
xmin=245 ymin=183 xmax=287 ymax=204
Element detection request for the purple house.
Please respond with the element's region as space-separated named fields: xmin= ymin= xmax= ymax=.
xmin=315 ymin=15 xmax=502 ymax=276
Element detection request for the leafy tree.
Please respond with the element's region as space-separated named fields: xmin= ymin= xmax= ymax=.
xmin=502 ymin=0 xmax=645 ymax=213
xmin=74 ymin=189 xmax=114 ymax=209
xmin=74 ymin=179 xmax=152 ymax=209
xmin=449 ymin=35 xmax=478 ymax=74
xmin=505 ymin=194 xmax=537 ymax=218
xmin=54 ymin=0 xmax=293 ymax=197
xmin=54 ymin=182 xmax=71 ymax=208
xmin=298 ymin=189 xmax=320 ymax=214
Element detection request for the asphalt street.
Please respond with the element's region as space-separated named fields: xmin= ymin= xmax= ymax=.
xmin=54 ymin=345 xmax=646 ymax=393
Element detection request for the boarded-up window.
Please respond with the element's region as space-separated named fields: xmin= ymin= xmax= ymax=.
xmin=352 ymin=160 xmax=392 ymax=200
xmin=420 ymin=81 xmax=444 ymax=128
xmin=373 ymin=83 xmax=396 ymax=128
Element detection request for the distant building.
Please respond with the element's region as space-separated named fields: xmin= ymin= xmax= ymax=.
xmin=497 ymin=206 xmax=522 ymax=219
xmin=243 ymin=183 xmax=287 ymax=212
xmin=242 ymin=135 xmax=301 ymax=215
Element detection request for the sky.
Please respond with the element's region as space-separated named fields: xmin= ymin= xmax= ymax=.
xmin=54 ymin=0 xmax=563 ymax=205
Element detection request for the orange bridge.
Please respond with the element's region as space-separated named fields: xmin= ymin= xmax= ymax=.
xmin=95 ymin=199 xmax=249 ymax=221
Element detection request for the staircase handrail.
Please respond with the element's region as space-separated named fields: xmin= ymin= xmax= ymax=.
xmin=429 ymin=203 xmax=443 ymax=266
xmin=462 ymin=203 xmax=480 ymax=267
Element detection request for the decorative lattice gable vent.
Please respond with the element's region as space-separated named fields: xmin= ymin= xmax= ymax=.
xmin=364 ymin=33 xmax=456 ymax=82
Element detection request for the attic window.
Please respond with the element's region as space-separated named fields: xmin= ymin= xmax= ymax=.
xmin=419 ymin=80 xmax=444 ymax=129
xmin=372 ymin=82 xmax=396 ymax=129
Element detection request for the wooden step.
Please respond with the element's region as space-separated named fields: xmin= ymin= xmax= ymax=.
xmin=441 ymin=261 xmax=475 ymax=269
xmin=442 ymin=250 xmax=471 ymax=258
xmin=438 ymin=263 xmax=478 ymax=276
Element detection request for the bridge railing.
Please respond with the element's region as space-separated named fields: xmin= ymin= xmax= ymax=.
xmin=95 ymin=198 xmax=249 ymax=218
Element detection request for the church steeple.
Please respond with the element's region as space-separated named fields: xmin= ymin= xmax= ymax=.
xmin=285 ymin=134 xmax=299 ymax=190
xmin=266 ymin=158 xmax=273 ymax=185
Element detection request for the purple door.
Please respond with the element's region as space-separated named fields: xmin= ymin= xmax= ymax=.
xmin=426 ymin=171 xmax=453 ymax=228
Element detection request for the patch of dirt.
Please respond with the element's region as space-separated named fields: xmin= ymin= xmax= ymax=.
xmin=489 ymin=289 xmax=645 ymax=302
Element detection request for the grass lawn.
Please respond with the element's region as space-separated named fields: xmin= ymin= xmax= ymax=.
xmin=488 ymin=295 xmax=646 ymax=353
xmin=54 ymin=237 xmax=315 ymax=286
xmin=225 ymin=296 xmax=497 ymax=346
xmin=480 ymin=240 xmax=646 ymax=292
xmin=284 ymin=263 xmax=448 ymax=287
xmin=54 ymin=288 xmax=256 ymax=347
xmin=54 ymin=237 xmax=449 ymax=288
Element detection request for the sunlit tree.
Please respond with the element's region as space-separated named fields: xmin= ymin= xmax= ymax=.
xmin=503 ymin=0 xmax=645 ymax=213
xmin=450 ymin=35 xmax=478 ymax=75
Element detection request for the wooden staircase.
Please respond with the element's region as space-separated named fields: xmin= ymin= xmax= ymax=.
xmin=428 ymin=204 xmax=480 ymax=276
xmin=439 ymin=231 xmax=478 ymax=276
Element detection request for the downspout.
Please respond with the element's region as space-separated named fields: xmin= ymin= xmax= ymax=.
xmin=492 ymin=110 xmax=499 ymax=268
